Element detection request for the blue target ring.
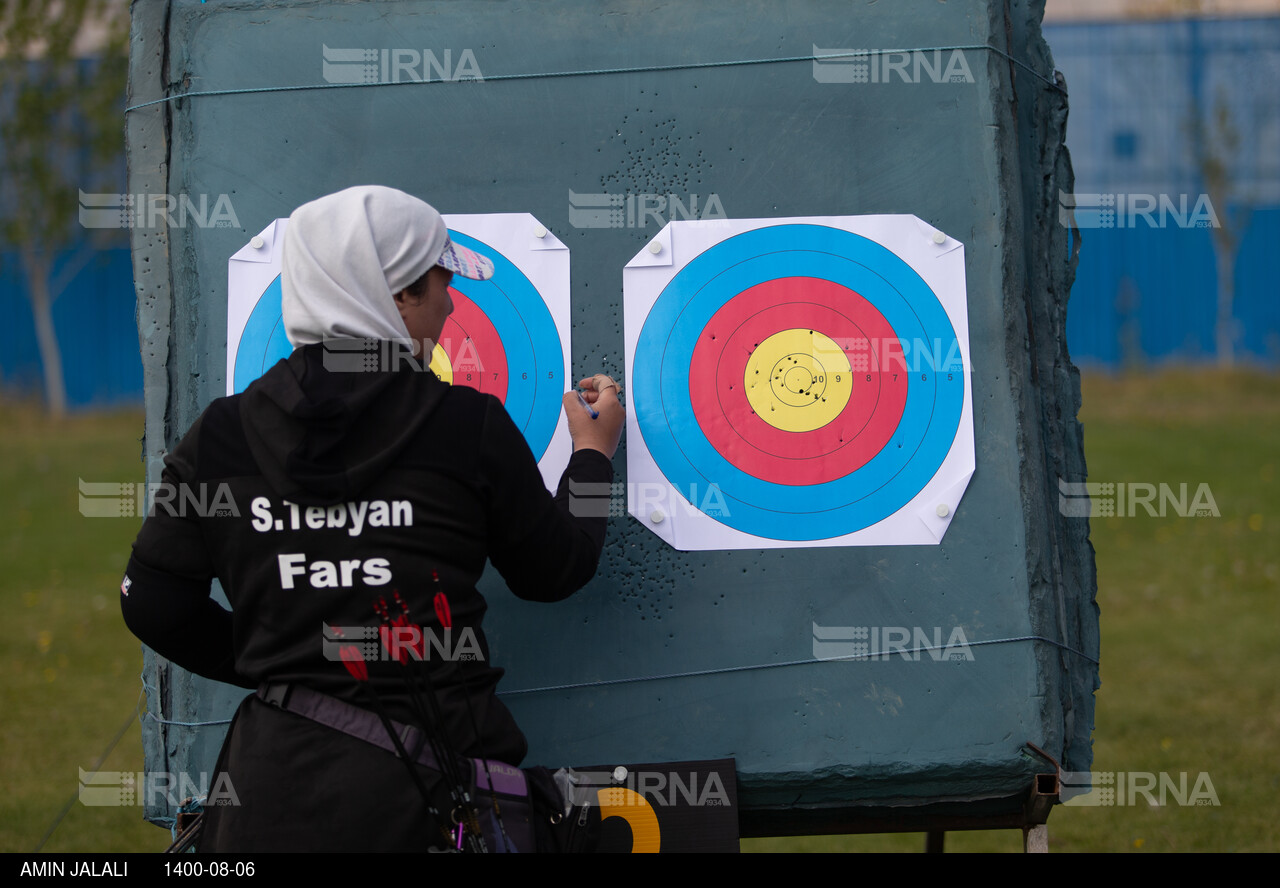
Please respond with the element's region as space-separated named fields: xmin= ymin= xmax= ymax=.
xmin=232 ymin=274 xmax=290 ymax=395
xmin=634 ymin=224 xmax=965 ymax=540
xmin=229 ymin=233 xmax=564 ymax=463
xmin=446 ymin=230 xmax=564 ymax=462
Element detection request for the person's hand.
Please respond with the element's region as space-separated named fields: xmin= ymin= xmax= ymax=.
xmin=563 ymin=374 xmax=625 ymax=459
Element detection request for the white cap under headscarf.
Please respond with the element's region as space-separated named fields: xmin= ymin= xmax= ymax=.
xmin=281 ymin=185 xmax=493 ymax=348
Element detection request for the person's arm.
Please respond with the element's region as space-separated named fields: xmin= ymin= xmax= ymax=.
xmin=119 ymin=418 xmax=252 ymax=689
xmin=120 ymin=554 xmax=247 ymax=688
xmin=481 ymin=380 xmax=622 ymax=601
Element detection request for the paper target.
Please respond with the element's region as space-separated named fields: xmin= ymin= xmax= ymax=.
xmin=227 ymin=214 xmax=572 ymax=488
xmin=623 ymin=216 xmax=974 ymax=550
xmin=231 ymin=272 xmax=290 ymax=394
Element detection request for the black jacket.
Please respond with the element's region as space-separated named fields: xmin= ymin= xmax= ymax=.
xmin=122 ymin=343 xmax=612 ymax=767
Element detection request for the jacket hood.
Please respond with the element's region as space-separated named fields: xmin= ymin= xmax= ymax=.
xmin=239 ymin=341 xmax=448 ymax=504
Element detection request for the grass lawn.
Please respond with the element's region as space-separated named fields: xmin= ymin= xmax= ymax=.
xmin=0 ymin=401 xmax=164 ymax=852
xmin=2 ymin=368 xmax=1276 ymax=852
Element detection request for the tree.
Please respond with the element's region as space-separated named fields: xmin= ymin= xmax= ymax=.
xmin=1190 ymin=88 xmax=1251 ymax=368
xmin=1177 ymin=1 xmax=1258 ymax=368
xmin=0 ymin=0 xmax=128 ymax=416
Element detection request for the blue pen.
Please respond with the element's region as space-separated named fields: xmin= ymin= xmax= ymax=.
xmin=575 ymin=390 xmax=599 ymax=420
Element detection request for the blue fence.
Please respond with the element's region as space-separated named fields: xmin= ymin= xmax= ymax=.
xmin=0 ymin=247 xmax=142 ymax=407
xmin=1044 ymin=16 xmax=1280 ymax=367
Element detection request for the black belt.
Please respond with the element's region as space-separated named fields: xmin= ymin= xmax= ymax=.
xmin=255 ymin=682 xmax=527 ymax=797
xmin=258 ymin=681 xmax=443 ymax=770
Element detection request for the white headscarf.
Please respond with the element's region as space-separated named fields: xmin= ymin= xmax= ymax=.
xmin=281 ymin=186 xmax=449 ymax=348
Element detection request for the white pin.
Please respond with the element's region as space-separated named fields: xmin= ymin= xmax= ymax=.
xmin=650 ymin=509 xmax=665 ymax=524
xmin=648 ymin=240 xmax=663 ymax=255
xmin=936 ymin=504 xmax=950 ymax=518
xmin=250 ymin=236 xmax=265 ymax=249
xmin=932 ymin=231 xmax=946 ymax=245
xmin=534 ymin=224 xmax=548 ymax=239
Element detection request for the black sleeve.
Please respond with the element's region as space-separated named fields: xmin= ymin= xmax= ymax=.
xmin=119 ymin=415 xmax=252 ymax=688
xmin=479 ymin=397 xmax=614 ymax=602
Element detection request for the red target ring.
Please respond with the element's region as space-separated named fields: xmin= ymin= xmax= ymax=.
xmin=438 ymin=287 xmax=508 ymax=400
xmin=688 ymin=277 xmax=907 ymax=486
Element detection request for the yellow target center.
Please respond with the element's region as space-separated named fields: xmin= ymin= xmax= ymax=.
xmin=428 ymin=341 xmax=452 ymax=384
xmin=744 ymin=329 xmax=853 ymax=432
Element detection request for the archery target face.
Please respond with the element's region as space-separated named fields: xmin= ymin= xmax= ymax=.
xmin=624 ymin=216 xmax=974 ymax=550
xmin=227 ymin=215 xmax=572 ymax=486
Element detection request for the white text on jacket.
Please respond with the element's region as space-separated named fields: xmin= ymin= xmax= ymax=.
xmin=249 ymin=497 xmax=413 ymax=536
